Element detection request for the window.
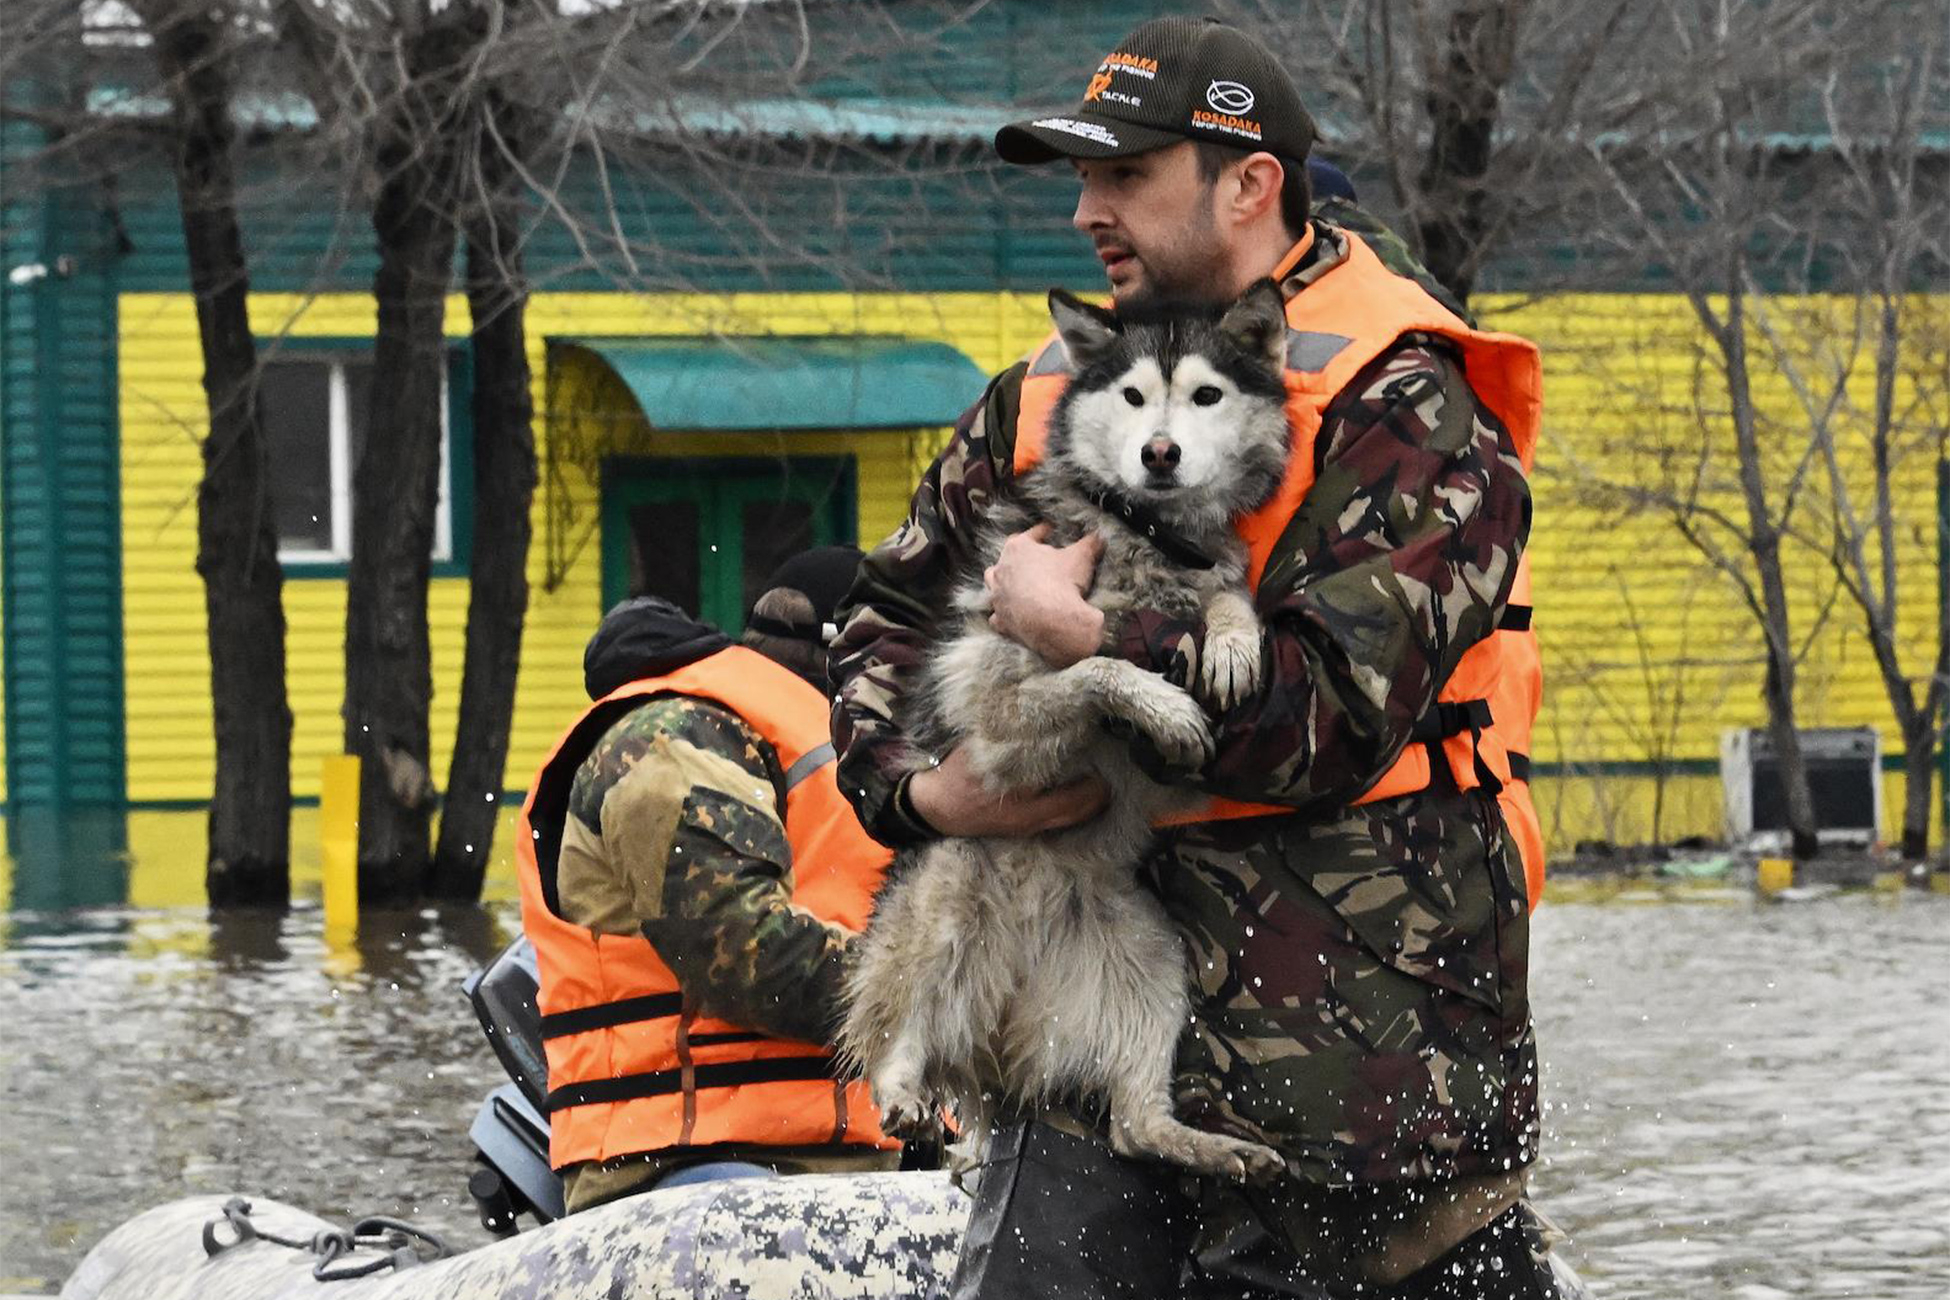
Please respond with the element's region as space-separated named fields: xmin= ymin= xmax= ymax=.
xmin=602 ymin=457 xmax=854 ymax=635
xmin=260 ymin=351 xmax=454 ymax=567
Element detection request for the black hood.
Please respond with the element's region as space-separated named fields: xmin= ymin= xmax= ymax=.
xmin=582 ymin=596 xmax=731 ymax=701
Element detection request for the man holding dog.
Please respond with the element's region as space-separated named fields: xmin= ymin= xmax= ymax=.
xmin=830 ymin=16 xmax=1555 ymax=1300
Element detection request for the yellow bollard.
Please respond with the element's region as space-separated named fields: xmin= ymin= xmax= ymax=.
xmin=321 ymin=754 xmax=361 ymax=938
xmin=1755 ymin=857 xmax=1793 ymax=895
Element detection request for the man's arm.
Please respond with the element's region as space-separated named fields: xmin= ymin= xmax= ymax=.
xmin=829 ymin=369 xmax=1017 ymax=845
xmin=569 ymin=696 xmax=852 ymax=1045
xmin=1113 ymin=339 xmax=1530 ymax=809
xmin=829 ymin=365 xmax=1106 ymax=845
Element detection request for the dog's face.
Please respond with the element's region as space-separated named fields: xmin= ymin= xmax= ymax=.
xmin=1045 ymin=281 xmax=1290 ymax=524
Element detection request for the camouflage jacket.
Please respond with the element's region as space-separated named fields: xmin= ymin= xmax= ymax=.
xmin=828 ymin=220 xmax=1539 ymax=1186
xmin=558 ymin=695 xmax=853 ymax=1047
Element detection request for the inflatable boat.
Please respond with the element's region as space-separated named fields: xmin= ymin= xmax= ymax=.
xmin=59 ymin=1172 xmax=966 ymax=1300
xmin=51 ymin=939 xmax=1591 ymax=1299
xmin=57 ymin=938 xmax=967 ymax=1299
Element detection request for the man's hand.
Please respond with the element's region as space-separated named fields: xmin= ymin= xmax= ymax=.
xmin=906 ymin=745 xmax=1110 ymax=839
xmin=985 ymin=524 xmax=1106 ymax=668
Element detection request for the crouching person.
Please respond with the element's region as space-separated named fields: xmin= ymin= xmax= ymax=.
xmin=515 ymin=547 xmax=901 ymax=1213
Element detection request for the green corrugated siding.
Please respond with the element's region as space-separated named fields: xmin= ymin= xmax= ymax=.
xmin=109 ymin=151 xmax=1105 ymax=297
xmin=802 ymin=2 xmax=1143 ymax=103
xmin=0 ymin=116 xmax=128 ymax=813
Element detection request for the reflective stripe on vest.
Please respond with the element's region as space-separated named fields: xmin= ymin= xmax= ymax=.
xmin=1014 ymin=230 xmax=1548 ymax=906
xmin=514 ymin=645 xmax=897 ymax=1167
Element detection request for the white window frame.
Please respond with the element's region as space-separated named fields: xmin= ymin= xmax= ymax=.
xmin=272 ymin=353 xmax=453 ymax=567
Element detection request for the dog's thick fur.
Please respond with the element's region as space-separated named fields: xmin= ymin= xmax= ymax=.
xmin=841 ymin=281 xmax=1294 ymax=1182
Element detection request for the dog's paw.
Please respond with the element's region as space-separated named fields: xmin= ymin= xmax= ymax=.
xmin=1122 ymin=1121 xmax=1286 ymax=1185
xmin=1231 ymin=1139 xmax=1287 ymax=1186
xmin=872 ymin=1081 xmax=942 ymax=1143
xmin=1197 ymin=626 xmax=1262 ymax=712
xmin=1129 ymin=684 xmax=1215 ymax=770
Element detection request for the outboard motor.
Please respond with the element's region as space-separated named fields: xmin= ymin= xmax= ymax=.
xmin=462 ymin=937 xmax=565 ymax=1234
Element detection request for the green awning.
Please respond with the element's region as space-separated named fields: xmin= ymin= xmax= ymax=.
xmin=557 ymin=335 xmax=988 ymax=431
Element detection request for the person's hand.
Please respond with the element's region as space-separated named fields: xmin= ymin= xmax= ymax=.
xmin=906 ymin=745 xmax=1110 ymax=839
xmin=985 ymin=524 xmax=1106 ymax=668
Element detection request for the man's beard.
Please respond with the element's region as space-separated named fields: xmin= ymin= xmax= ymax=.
xmin=1115 ymin=231 xmax=1229 ymax=308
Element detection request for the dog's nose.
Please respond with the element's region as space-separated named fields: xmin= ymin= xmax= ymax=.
xmin=1141 ymin=438 xmax=1181 ymax=472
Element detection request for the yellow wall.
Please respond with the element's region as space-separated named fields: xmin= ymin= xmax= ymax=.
xmin=117 ymin=290 xmax=1946 ymax=850
xmin=1485 ymin=293 xmax=1946 ymax=846
xmin=117 ymin=291 xmax=1055 ymax=806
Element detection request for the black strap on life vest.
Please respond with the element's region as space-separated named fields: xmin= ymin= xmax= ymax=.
xmin=1408 ymin=698 xmax=1503 ymax=795
xmin=544 ymin=1053 xmax=841 ymax=1112
xmin=1498 ymin=604 xmax=1532 ymax=631
xmin=782 ymin=742 xmax=835 ymax=792
xmin=1408 ymin=699 xmax=1493 ymax=742
xmin=539 ymin=992 xmax=684 ymax=1040
xmin=1508 ymin=752 xmax=1531 ymax=782
xmin=538 ymin=995 xmax=770 ymax=1048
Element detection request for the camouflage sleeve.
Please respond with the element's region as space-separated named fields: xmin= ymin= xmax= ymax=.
xmin=1112 ymin=339 xmax=1530 ymax=810
xmin=572 ymin=695 xmax=855 ymax=1046
xmin=828 ymin=364 xmax=1025 ymax=847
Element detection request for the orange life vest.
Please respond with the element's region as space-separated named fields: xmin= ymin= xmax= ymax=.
xmin=1489 ymin=554 xmax=1546 ymax=906
xmin=1013 ymin=229 xmax=1548 ymax=907
xmin=515 ymin=645 xmax=897 ymax=1169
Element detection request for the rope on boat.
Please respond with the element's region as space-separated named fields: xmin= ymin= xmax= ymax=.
xmin=201 ymin=1196 xmax=456 ymax=1281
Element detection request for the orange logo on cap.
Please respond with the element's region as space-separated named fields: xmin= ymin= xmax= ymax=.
xmin=1084 ymin=72 xmax=1113 ymax=102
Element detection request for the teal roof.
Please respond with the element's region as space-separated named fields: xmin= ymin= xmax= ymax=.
xmin=83 ymin=88 xmax=1019 ymax=145
xmin=632 ymin=96 xmax=1015 ymax=143
xmin=558 ymin=336 xmax=988 ymax=430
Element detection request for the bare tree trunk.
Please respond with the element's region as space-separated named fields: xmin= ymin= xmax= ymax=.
xmin=139 ymin=0 xmax=293 ymax=907
xmin=1897 ymin=499 xmax=1948 ymax=863
xmin=1723 ymin=283 xmax=1820 ymax=859
xmin=428 ymin=91 xmax=537 ymax=902
xmin=1847 ymin=610 xmax=1938 ymax=863
xmin=343 ymin=11 xmax=477 ymax=903
xmin=1413 ymin=0 xmax=1531 ymax=304
xmin=1923 ymin=455 xmax=1950 ymax=865
xmin=1899 ymin=718 xmax=1937 ymax=863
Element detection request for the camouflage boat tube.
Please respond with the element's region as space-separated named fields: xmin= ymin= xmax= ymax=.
xmin=59 ymin=1172 xmax=968 ymax=1300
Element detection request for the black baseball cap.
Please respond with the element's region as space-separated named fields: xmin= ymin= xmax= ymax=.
xmin=995 ymin=17 xmax=1315 ymax=167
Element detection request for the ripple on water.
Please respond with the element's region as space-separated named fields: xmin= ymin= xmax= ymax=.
xmin=3 ymin=890 xmax=1948 ymax=1296
xmin=1528 ymin=892 xmax=1950 ymax=1299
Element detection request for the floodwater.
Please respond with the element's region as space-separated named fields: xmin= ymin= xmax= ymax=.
xmin=2 ymin=817 xmax=1947 ymax=1297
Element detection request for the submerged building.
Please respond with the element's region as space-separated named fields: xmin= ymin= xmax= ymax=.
xmin=2 ymin=1 xmax=1944 ymax=903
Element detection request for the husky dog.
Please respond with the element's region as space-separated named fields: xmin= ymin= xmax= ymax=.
xmin=841 ymin=280 xmax=1294 ymax=1182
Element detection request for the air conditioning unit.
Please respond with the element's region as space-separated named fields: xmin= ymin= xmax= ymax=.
xmin=1721 ymin=727 xmax=1881 ymax=846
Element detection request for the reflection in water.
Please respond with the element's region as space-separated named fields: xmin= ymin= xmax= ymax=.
xmin=208 ymin=908 xmax=288 ymax=971
xmin=0 ymin=898 xmax=519 ymax=1291
xmin=5 ymin=807 xmax=130 ymax=912
xmin=2 ymin=825 xmax=1946 ymax=1296
xmin=1 ymin=807 xmax=530 ymax=919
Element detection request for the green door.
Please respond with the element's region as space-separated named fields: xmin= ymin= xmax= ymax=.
xmin=601 ymin=457 xmax=854 ymax=634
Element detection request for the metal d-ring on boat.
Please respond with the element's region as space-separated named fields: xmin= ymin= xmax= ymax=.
xmin=59 ymin=1171 xmax=968 ymax=1300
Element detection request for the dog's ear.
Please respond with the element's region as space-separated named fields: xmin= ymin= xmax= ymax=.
xmin=1048 ymin=288 xmax=1121 ymax=369
xmin=1218 ymin=278 xmax=1287 ymax=374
